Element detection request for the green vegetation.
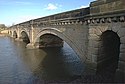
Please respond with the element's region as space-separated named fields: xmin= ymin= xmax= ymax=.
xmin=0 ymin=24 xmax=7 ymax=32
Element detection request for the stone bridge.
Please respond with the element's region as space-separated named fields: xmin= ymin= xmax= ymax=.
xmin=9 ymin=0 xmax=125 ymax=75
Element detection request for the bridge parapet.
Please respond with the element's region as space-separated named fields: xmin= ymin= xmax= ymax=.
xmin=84 ymin=0 xmax=125 ymax=25
xmin=90 ymin=0 xmax=125 ymax=14
xmin=9 ymin=7 xmax=90 ymax=28
xmin=30 ymin=8 xmax=90 ymax=27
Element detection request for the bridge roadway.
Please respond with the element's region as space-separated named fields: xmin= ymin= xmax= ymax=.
xmin=9 ymin=0 xmax=125 ymax=76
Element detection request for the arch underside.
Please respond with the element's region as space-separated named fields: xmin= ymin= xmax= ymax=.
xmin=35 ymin=34 xmax=64 ymax=48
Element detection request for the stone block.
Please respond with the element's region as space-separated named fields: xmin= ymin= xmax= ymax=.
xmin=90 ymin=0 xmax=125 ymax=14
xmin=88 ymin=34 xmax=100 ymax=41
xmin=94 ymin=28 xmax=102 ymax=36
xmin=120 ymin=36 xmax=125 ymax=44
xmin=117 ymin=28 xmax=125 ymax=38
xmin=89 ymin=28 xmax=95 ymax=34
xmin=119 ymin=53 xmax=125 ymax=61
xmin=111 ymin=23 xmax=121 ymax=32
xmin=88 ymin=40 xmax=100 ymax=48
xmin=118 ymin=61 xmax=125 ymax=73
xmin=120 ymin=43 xmax=125 ymax=50
xmin=98 ymin=26 xmax=108 ymax=32
xmin=91 ymin=47 xmax=99 ymax=55
xmin=91 ymin=54 xmax=97 ymax=63
xmin=26 ymin=43 xmax=35 ymax=49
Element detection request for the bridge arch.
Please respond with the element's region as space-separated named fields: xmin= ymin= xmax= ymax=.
xmin=20 ymin=31 xmax=30 ymax=44
xmin=33 ymin=28 xmax=86 ymax=62
xmin=13 ymin=31 xmax=18 ymax=38
xmin=97 ymin=30 xmax=121 ymax=73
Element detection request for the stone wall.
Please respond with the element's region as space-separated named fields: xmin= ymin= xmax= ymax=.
xmin=90 ymin=0 xmax=125 ymax=14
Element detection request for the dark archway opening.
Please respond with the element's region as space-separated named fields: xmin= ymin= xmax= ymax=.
xmin=13 ymin=31 xmax=17 ymax=39
xmin=35 ymin=34 xmax=64 ymax=48
xmin=97 ymin=30 xmax=120 ymax=74
xmin=21 ymin=31 xmax=30 ymax=44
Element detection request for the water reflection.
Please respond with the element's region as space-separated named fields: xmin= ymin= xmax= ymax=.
xmin=0 ymin=37 xmax=84 ymax=83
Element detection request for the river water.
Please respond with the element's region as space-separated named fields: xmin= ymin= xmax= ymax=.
xmin=0 ymin=36 xmax=84 ymax=84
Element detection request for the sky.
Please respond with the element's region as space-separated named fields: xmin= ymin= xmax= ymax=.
xmin=0 ymin=0 xmax=95 ymax=26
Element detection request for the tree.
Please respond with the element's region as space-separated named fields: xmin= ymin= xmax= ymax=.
xmin=0 ymin=24 xmax=7 ymax=31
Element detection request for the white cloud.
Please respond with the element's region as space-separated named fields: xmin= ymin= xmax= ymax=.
xmin=46 ymin=3 xmax=58 ymax=10
xmin=80 ymin=5 xmax=89 ymax=8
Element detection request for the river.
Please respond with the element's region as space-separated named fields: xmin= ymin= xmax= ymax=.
xmin=0 ymin=36 xmax=84 ymax=84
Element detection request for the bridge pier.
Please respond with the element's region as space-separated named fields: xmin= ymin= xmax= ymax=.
xmin=26 ymin=43 xmax=36 ymax=49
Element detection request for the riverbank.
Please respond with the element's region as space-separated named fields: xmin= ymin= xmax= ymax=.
xmin=0 ymin=33 xmax=9 ymax=37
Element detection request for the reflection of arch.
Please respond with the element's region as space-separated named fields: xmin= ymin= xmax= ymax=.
xmin=21 ymin=31 xmax=30 ymax=44
xmin=97 ymin=30 xmax=120 ymax=73
xmin=13 ymin=31 xmax=17 ymax=38
xmin=34 ymin=28 xmax=85 ymax=61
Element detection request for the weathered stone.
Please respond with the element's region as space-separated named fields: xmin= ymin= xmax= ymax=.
xmin=90 ymin=0 xmax=125 ymax=14
xmin=98 ymin=26 xmax=108 ymax=32
xmin=120 ymin=37 xmax=125 ymax=44
xmin=119 ymin=53 xmax=125 ymax=61
xmin=117 ymin=28 xmax=125 ymax=38
xmin=91 ymin=54 xmax=97 ymax=63
xmin=8 ymin=0 xmax=125 ymax=75
xmin=120 ymin=16 xmax=125 ymax=22
xmin=118 ymin=61 xmax=125 ymax=73
xmin=120 ymin=43 xmax=125 ymax=49
xmin=88 ymin=34 xmax=100 ymax=41
xmin=111 ymin=23 xmax=121 ymax=32
xmin=26 ymin=43 xmax=35 ymax=49
xmin=107 ymin=18 xmax=112 ymax=23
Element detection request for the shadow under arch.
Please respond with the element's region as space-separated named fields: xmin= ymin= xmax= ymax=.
xmin=36 ymin=33 xmax=64 ymax=48
xmin=20 ymin=31 xmax=30 ymax=44
xmin=34 ymin=28 xmax=87 ymax=62
xmin=97 ymin=30 xmax=121 ymax=74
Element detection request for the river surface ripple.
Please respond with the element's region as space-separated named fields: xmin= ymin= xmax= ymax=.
xmin=0 ymin=37 xmax=84 ymax=84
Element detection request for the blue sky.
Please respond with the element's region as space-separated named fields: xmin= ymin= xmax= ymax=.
xmin=0 ymin=0 xmax=95 ymax=26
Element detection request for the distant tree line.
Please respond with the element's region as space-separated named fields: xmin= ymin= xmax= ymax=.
xmin=0 ymin=24 xmax=8 ymax=32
